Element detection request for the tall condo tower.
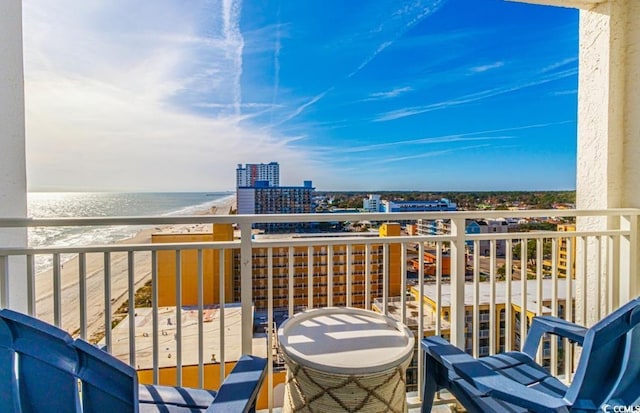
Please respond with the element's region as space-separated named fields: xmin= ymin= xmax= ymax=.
xmin=236 ymin=162 xmax=280 ymax=188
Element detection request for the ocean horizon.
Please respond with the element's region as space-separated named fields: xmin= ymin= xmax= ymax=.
xmin=27 ymin=191 xmax=234 ymax=272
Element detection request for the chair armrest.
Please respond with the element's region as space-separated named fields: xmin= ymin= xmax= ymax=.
xmin=423 ymin=337 xmax=570 ymax=413
xmin=422 ymin=336 xmax=472 ymax=369
xmin=452 ymin=359 xmax=571 ymax=413
xmin=206 ymin=355 xmax=267 ymax=413
xmin=522 ymin=316 xmax=587 ymax=358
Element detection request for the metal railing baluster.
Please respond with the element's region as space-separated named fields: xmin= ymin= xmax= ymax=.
xmin=79 ymin=252 xmax=87 ymax=339
xmin=26 ymin=254 xmax=35 ymax=315
xmin=128 ymin=251 xmax=136 ymax=368
xmin=219 ymin=249 xmax=226 ymax=387
xmin=152 ymin=250 xmax=159 ymax=384
xmin=197 ymin=249 xmax=204 ymax=388
xmin=53 ymin=253 xmax=62 ymax=327
xmin=104 ymin=252 xmax=112 ymax=353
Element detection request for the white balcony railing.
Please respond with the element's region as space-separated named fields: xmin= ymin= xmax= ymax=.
xmin=0 ymin=208 xmax=638 ymax=409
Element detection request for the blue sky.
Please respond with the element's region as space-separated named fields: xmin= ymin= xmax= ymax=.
xmin=23 ymin=0 xmax=578 ymax=192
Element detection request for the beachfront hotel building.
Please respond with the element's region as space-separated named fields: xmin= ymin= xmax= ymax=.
xmin=236 ymin=162 xmax=280 ymax=188
xmin=152 ymin=222 xmax=403 ymax=312
xmin=237 ymin=180 xmax=315 ymax=232
xmin=146 ymin=222 xmax=403 ymax=404
xmin=237 ymin=180 xmax=314 ymax=215
xmin=236 ymin=162 xmax=315 ymax=232
xmin=246 ymin=223 xmax=403 ymax=311
xmin=151 ymin=223 xmax=234 ymax=307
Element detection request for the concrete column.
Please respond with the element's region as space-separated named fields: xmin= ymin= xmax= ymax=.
xmin=575 ymin=0 xmax=640 ymax=324
xmin=0 ymin=1 xmax=28 ymax=312
xmin=515 ymin=0 xmax=640 ymax=324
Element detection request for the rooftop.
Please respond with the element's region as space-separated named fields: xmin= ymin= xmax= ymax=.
xmin=373 ymin=297 xmax=452 ymax=332
xmin=110 ymin=304 xmax=267 ymax=370
xmin=152 ymin=224 xmax=214 ymax=236
xmin=418 ymin=279 xmax=573 ymax=314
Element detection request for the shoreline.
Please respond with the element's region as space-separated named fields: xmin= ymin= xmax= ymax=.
xmin=34 ymin=195 xmax=236 ymax=341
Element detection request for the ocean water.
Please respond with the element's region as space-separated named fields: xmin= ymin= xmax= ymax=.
xmin=27 ymin=192 xmax=234 ymax=272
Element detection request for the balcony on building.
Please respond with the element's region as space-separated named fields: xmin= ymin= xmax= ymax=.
xmin=2 ymin=0 xmax=640 ymax=411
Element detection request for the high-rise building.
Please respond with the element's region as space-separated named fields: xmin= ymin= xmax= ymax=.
xmin=151 ymin=223 xmax=402 ymax=312
xmin=236 ymin=162 xmax=279 ymax=188
xmin=237 ymin=181 xmax=313 ymax=214
xmin=237 ymin=180 xmax=315 ymax=232
xmin=236 ymin=163 xmax=313 ymax=231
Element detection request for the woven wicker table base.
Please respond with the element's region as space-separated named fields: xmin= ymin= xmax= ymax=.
xmin=283 ymin=353 xmax=411 ymax=413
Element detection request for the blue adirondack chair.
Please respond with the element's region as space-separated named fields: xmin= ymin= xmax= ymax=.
xmin=0 ymin=308 xmax=81 ymax=412
xmin=421 ymin=297 xmax=640 ymax=413
xmin=0 ymin=309 xmax=267 ymax=413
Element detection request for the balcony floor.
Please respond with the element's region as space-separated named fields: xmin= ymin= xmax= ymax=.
xmin=258 ymin=391 xmax=460 ymax=412
xmin=260 ymin=405 xmax=455 ymax=413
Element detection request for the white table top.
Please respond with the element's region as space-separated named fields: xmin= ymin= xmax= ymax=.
xmin=277 ymin=307 xmax=414 ymax=375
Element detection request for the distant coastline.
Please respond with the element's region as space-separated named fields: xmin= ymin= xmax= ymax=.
xmin=32 ymin=193 xmax=236 ymax=341
xmin=28 ymin=192 xmax=234 ymax=269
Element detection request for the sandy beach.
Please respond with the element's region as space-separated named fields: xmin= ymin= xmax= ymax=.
xmin=34 ymin=195 xmax=236 ymax=341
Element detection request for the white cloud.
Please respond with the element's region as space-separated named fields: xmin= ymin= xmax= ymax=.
xmin=539 ymin=57 xmax=577 ymax=73
xmin=222 ymin=0 xmax=245 ymax=115
xmin=274 ymin=0 xmax=448 ymax=125
xmin=337 ymin=135 xmax=515 ymax=154
xmin=551 ymin=89 xmax=577 ymax=96
xmin=375 ymin=67 xmax=577 ymax=122
xmin=25 ymin=71 xmax=322 ymax=191
xmin=22 ymin=0 xmax=319 ymax=191
xmin=364 ymin=86 xmax=414 ymax=101
xmin=322 ymin=121 xmax=571 ymax=158
xmin=347 ymin=0 xmax=448 ymax=79
xmin=274 ymin=87 xmax=335 ymax=127
xmin=469 ymin=61 xmax=504 ymax=73
xmin=370 ymin=144 xmax=491 ymax=164
xmin=270 ymin=13 xmax=283 ymax=126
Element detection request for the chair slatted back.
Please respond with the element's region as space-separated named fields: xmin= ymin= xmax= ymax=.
xmin=604 ymin=304 xmax=640 ymax=407
xmin=74 ymin=338 xmax=139 ymax=413
xmin=0 ymin=309 xmax=80 ymax=413
xmin=565 ymin=298 xmax=640 ymax=410
xmin=0 ymin=317 xmax=19 ymax=413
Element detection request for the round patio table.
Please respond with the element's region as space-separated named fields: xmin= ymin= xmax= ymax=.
xmin=277 ymin=307 xmax=414 ymax=413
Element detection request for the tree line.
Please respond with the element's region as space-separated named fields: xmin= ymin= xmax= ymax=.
xmin=318 ymin=191 xmax=576 ymax=210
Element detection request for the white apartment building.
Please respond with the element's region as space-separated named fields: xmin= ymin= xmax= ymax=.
xmin=468 ymin=219 xmax=509 ymax=256
xmin=416 ymin=280 xmax=573 ymax=364
xmin=362 ymin=194 xmax=382 ymax=212
xmin=236 ymin=162 xmax=280 ymax=188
